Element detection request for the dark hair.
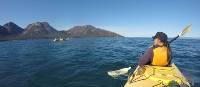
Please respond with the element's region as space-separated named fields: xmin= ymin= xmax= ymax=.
xmin=163 ymin=40 xmax=169 ymax=47
xmin=153 ymin=32 xmax=168 ymax=43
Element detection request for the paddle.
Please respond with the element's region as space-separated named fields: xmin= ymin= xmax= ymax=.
xmin=107 ymin=24 xmax=192 ymax=78
xmin=169 ymin=24 xmax=192 ymax=43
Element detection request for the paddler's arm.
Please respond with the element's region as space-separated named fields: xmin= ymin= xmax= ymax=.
xmin=138 ymin=47 xmax=153 ymax=67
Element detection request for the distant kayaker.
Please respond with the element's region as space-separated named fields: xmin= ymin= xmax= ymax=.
xmin=138 ymin=32 xmax=171 ymax=73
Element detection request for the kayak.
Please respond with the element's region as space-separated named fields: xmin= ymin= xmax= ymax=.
xmin=124 ymin=63 xmax=191 ymax=87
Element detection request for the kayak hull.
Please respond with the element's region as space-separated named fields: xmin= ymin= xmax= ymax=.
xmin=124 ymin=63 xmax=191 ymax=87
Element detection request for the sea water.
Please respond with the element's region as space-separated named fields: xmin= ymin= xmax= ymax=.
xmin=0 ymin=37 xmax=199 ymax=87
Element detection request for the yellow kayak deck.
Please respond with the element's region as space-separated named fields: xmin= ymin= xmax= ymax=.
xmin=124 ymin=63 xmax=190 ymax=87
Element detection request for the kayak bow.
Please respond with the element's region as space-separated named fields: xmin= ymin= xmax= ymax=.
xmin=124 ymin=63 xmax=191 ymax=87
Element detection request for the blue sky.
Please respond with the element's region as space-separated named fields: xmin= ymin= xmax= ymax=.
xmin=0 ymin=0 xmax=200 ymax=37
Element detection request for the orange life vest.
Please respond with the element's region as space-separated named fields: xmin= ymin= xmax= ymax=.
xmin=151 ymin=46 xmax=169 ymax=66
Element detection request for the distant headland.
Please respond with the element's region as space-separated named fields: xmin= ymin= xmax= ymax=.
xmin=0 ymin=22 xmax=123 ymax=40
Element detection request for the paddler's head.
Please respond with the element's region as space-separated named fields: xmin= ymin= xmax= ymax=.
xmin=152 ymin=32 xmax=168 ymax=46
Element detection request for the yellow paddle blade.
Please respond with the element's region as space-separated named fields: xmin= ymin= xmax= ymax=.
xmin=179 ymin=24 xmax=192 ymax=36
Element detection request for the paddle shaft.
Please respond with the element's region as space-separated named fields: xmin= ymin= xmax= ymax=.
xmin=169 ymin=35 xmax=179 ymax=44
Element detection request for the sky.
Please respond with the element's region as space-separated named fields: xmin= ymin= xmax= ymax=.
xmin=0 ymin=0 xmax=200 ymax=37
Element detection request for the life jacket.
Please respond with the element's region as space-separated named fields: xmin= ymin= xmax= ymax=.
xmin=151 ymin=46 xmax=170 ymax=66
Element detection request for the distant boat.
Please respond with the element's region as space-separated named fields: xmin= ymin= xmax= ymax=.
xmin=59 ymin=38 xmax=64 ymax=41
xmin=53 ymin=38 xmax=64 ymax=42
xmin=53 ymin=38 xmax=59 ymax=42
xmin=53 ymin=37 xmax=69 ymax=42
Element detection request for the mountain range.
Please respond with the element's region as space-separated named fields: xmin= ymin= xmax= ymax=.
xmin=0 ymin=22 xmax=122 ymax=40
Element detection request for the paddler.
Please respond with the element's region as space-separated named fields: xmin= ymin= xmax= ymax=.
xmin=138 ymin=32 xmax=171 ymax=74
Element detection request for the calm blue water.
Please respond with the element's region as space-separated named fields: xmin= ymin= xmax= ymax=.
xmin=0 ymin=37 xmax=199 ymax=87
